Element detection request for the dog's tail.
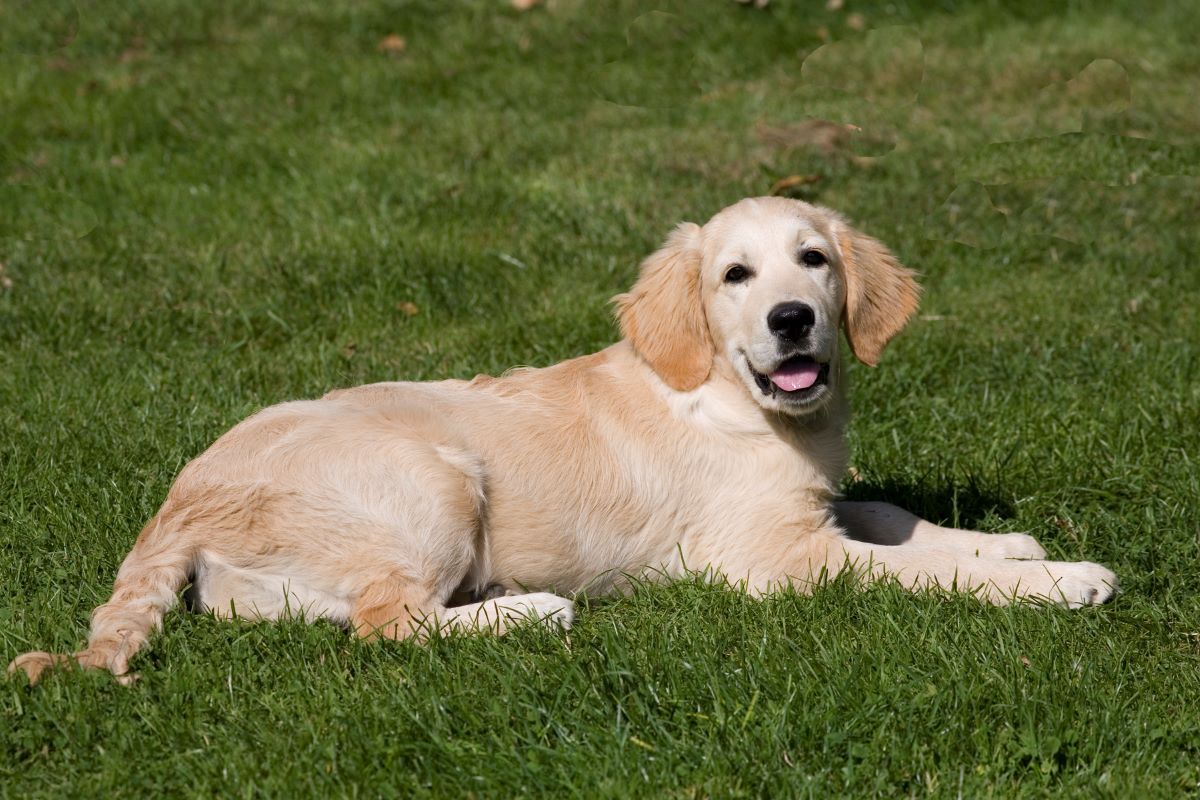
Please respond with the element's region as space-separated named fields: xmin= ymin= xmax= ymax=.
xmin=8 ymin=509 xmax=195 ymax=685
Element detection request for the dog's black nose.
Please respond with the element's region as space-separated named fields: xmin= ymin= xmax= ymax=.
xmin=767 ymin=302 xmax=815 ymax=342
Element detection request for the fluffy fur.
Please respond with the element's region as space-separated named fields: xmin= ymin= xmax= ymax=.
xmin=10 ymin=197 xmax=1117 ymax=684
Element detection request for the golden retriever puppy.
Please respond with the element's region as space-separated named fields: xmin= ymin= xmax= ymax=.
xmin=9 ymin=197 xmax=1117 ymax=684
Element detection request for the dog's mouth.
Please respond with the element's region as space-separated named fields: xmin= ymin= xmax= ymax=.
xmin=749 ymin=356 xmax=830 ymax=401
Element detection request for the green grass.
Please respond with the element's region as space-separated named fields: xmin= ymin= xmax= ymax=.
xmin=3 ymin=0 xmax=1199 ymax=796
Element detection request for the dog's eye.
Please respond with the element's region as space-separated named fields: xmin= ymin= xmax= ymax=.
xmin=800 ymin=250 xmax=827 ymax=267
xmin=724 ymin=264 xmax=751 ymax=284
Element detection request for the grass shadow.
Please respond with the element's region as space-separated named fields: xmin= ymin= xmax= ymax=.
xmin=841 ymin=475 xmax=1018 ymax=530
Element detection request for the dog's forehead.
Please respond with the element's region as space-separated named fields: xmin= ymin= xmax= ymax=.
xmin=701 ymin=198 xmax=835 ymax=260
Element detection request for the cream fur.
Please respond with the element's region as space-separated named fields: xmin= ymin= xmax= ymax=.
xmin=9 ymin=197 xmax=1117 ymax=684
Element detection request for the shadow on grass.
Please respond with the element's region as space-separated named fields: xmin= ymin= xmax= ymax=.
xmin=841 ymin=476 xmax=1017 ymax=531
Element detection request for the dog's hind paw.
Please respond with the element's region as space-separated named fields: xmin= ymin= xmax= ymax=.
xmin=499 ymin=592 xmax=575 ymax=630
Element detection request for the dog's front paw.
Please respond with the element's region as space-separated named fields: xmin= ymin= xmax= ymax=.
xmin=988 ymin=532 xmax=1048 ymax=560
xmin=1039 ymin=561 xmax=1118 ymax=608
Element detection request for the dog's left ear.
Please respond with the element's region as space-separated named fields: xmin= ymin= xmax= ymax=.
xmin=836 ymin=226 xmax=921 ymax=366
xmin=614 ymin=222 xmax=712 ymax=391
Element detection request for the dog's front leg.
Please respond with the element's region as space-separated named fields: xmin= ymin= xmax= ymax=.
xmin=828 ymin=536 xmax=1117 ymax=608
xmin=727 ymin=522 xmax=1116 ymax=608
xmin=833 ymin=500 xmax=1047 ymax=559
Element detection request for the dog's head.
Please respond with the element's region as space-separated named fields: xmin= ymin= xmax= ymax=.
xmin=616 ymin=197 xmax=919 ymax=415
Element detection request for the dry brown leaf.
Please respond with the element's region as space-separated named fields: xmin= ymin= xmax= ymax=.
xmin=825 ymin=0 xmax=844 ymax=10
xmin=377 ymin=34 xmax=407 ymax=55
xmin=846 ymin=12 xmax=866 ymax=30
xmin=756 ymin=119 xmax=859 ymax=154
xmin=396 ymin=301 xmax=420 ymax=317
xmin=0 ymin=262 xmax=13 ymax=291
xmin=511 ymin=0 xmax=542 ymax=9
xmin=342 ymin=341 xmax=358 ymax=359
xmin=769 ymin=174 xmax=822 ymax=196
xmin=109 ymin=155 xmax=126 ymax=167
xmin=117 ymin=36 xmax=148 ymax=65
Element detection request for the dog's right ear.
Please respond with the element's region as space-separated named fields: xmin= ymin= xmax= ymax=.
xmin=614 ymin=222 xmax=712 ymax=391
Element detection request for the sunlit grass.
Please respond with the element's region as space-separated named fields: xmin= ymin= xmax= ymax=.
xmin=2 ymin=0 xmax=1199 ymax=796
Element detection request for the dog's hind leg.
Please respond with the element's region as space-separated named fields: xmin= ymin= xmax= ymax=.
xmin=351 ymin=582 xmax=574 ymax=640
xmin=349 ymin=578 xmax=435 ymax=640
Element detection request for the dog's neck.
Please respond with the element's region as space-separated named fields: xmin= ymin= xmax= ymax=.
xmin=625 ymin=343 xmax=851 ymax=491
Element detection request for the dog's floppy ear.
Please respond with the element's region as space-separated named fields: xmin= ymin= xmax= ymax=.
xmin=837 ymin=225 xmax=921 ymax=366
xmin=614 ymin=222 xmax=712 ymax=391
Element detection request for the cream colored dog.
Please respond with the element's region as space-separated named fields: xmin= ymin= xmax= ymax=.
xmin=10 ymin=197 xmax=1117 ymax=684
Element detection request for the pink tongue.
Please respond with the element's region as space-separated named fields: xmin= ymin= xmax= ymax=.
xmin=770 ymin=359 xmax=821 ymax=392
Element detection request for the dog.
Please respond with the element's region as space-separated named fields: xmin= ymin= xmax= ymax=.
xmin=9 ymin=197 xmax=1117 ymax=684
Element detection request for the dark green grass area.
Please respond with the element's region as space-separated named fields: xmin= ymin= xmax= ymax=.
xmin=3 ymin=0 xmax=1199 ymax=796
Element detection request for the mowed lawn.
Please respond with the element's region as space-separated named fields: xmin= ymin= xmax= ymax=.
xmin=3 ymin=0 xmax=1200 ymax=796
